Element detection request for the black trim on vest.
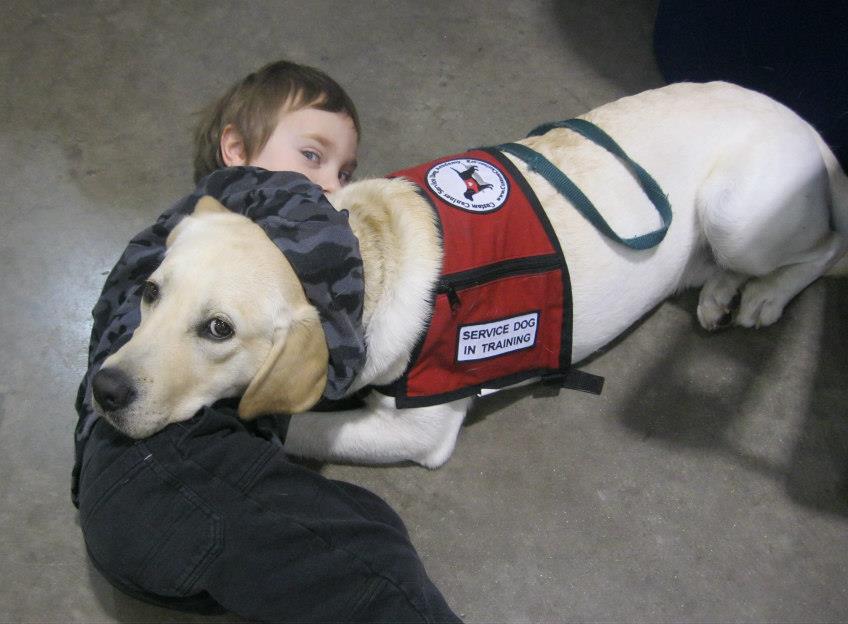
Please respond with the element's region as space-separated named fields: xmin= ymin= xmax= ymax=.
xmin=482 ymin=147 xmax=574 ymax=374
xmin=375 ymin=149 xmax=603 ymax=407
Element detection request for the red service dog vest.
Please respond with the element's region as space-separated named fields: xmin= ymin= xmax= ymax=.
xmin=379 ymin=148 xmax=592 ymax=408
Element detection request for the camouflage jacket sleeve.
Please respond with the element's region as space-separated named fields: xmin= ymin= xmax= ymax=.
xmin=72 ymin=167 xmax=357 ymax=505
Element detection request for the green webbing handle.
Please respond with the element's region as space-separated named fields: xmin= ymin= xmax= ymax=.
xmin=497 ymin=118 xmax=672 ymax=250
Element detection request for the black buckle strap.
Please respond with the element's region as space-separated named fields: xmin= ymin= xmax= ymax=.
xmin=542 ymin=369 xmax=605 ymax=395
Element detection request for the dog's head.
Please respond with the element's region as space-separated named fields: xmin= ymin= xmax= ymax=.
xmin=92 ymin=196 xmax=329 ymax=438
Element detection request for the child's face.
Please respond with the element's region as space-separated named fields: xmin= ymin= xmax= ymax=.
xmin=248 ymin=107 xmax=358 ymax=193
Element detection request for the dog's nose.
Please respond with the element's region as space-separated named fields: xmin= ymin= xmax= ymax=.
xmin=92 ymin=368 xmax=137 ymax=412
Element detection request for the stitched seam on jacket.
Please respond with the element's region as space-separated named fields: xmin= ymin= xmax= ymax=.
xmin=179 ymin=452 xmax=435 ymax=622
xmin=234 ymin=443 xmax=279 ymax=492
xmin=139 ymin=447 xmax=225 ymax=595
xmin=80 ymin=446 xmax=149 ymax=523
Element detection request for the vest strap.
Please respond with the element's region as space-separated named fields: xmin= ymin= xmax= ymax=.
xmin=543 ymin=368 xmax=605 ymax=395
xmin=497 ymin=118 xmax=672 ymax=251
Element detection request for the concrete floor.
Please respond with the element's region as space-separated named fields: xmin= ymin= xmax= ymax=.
xmin=2 ymin=1 xmax=846 ymax=621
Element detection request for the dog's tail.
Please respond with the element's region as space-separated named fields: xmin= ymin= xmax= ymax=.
xmin=814 ymin=130 xmax=848 ymax=277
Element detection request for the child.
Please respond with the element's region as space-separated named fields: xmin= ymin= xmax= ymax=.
xmin=73 ymin=60 xmax=460 ymax=623
xmin=193 ymin=59 xmax=360 ymax=192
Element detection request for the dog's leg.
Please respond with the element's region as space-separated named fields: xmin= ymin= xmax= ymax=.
xmin=733 ymin=233 xmax=845 ymax=327
xmin=284 ymin=393 xmax=472 ymax=468
xmin=697 ymin=127 xmax=844 ymax=329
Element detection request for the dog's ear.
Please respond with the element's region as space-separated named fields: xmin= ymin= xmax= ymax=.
xmin=166 ymin=196 xmax=230 ymax=247
xmin=193 ymin=195 xmax=229 ymax=216
xmin=238 ymin=309 xmax=329 ymax=419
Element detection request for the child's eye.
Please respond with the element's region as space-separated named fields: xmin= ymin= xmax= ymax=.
xmin=339 ymin=170 xmax=353 ymax=185
xmin=301 ymin=150 xmax=320 ymax=163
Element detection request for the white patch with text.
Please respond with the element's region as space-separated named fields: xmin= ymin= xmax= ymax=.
xmin=457 ymin=312 xmax=539 ymax=361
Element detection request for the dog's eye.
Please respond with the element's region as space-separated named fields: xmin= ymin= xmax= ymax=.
xmin=142 ymin=281 xmax=159 ymax=304
xmin=205 ymin=318 xmax=234 ymax=340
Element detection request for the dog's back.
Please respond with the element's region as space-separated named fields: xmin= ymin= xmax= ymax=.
xmin=508 ymin=82 xmax=846 ymax=359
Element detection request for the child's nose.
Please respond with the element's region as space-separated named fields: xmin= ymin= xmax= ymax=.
xmin=321 ymin=176 xmax=341 ymax=193
xmin=315 ymin=168 xmax=340 ymax=194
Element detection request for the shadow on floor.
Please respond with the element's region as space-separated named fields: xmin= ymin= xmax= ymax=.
xmin=614 ymin=286 xmax=848 ymax=517
xmin=467 ymin=282 xmax=848 ymax=517
xmin=785 ymin=280 xmax=848 ymax=515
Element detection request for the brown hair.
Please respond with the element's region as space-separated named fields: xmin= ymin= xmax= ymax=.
xmin=192 ymin=60 xmax=361 ymax=183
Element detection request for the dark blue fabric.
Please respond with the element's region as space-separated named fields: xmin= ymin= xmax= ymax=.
xmin=653 ymin=0 xmax=847 ymax=171
xmin=78 ymin=406 xmax=460 ymax=622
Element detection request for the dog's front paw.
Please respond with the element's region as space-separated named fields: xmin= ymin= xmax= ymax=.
xmin=415 ymin=438 xmax=457 ymax=469
xmin=413 ymin=405 xmax=471 ymax=469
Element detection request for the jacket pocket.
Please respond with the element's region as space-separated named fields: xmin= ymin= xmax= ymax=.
xmin=79 ymin=444 xmax=223 ymax=597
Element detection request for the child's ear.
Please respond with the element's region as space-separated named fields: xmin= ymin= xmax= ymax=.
xmin=220 ymin=124 xmax=247 ymax=167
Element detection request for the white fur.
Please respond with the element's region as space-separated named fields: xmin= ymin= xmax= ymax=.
xmin=98 ymin=82 xmax=848 ymax=466
xmin=285 ymin=82 xmax=848 ymax=466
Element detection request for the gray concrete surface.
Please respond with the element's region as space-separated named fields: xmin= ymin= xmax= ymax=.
xmin=2 ymin=1 xmax=846 ymax=621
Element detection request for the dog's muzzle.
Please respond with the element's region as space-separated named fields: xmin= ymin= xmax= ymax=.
xmin=92 ymin=367 xmax=137 ymax=415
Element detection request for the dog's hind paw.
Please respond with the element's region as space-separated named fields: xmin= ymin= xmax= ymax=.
xmin=697 ymin=270 xmax=747 ymax=331
xmin=734 ymin=280 xmax=787 ymax=328
xmin=697 ymin=292 xmax=741 ymax=331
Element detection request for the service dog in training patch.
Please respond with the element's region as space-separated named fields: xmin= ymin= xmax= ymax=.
xmin=93 ymin=82 xmax=848 ymax=466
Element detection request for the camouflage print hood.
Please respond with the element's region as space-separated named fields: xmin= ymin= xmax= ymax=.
xmin=74 ymin=167 xmax=366 ymax=474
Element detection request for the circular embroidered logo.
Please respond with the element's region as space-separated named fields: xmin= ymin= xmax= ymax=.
xmin=426 ymin=158 xmax=509 ymax=213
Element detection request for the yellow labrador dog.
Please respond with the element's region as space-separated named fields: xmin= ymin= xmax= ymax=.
xmin=95 ymin=82 xmax=847 ymax=466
